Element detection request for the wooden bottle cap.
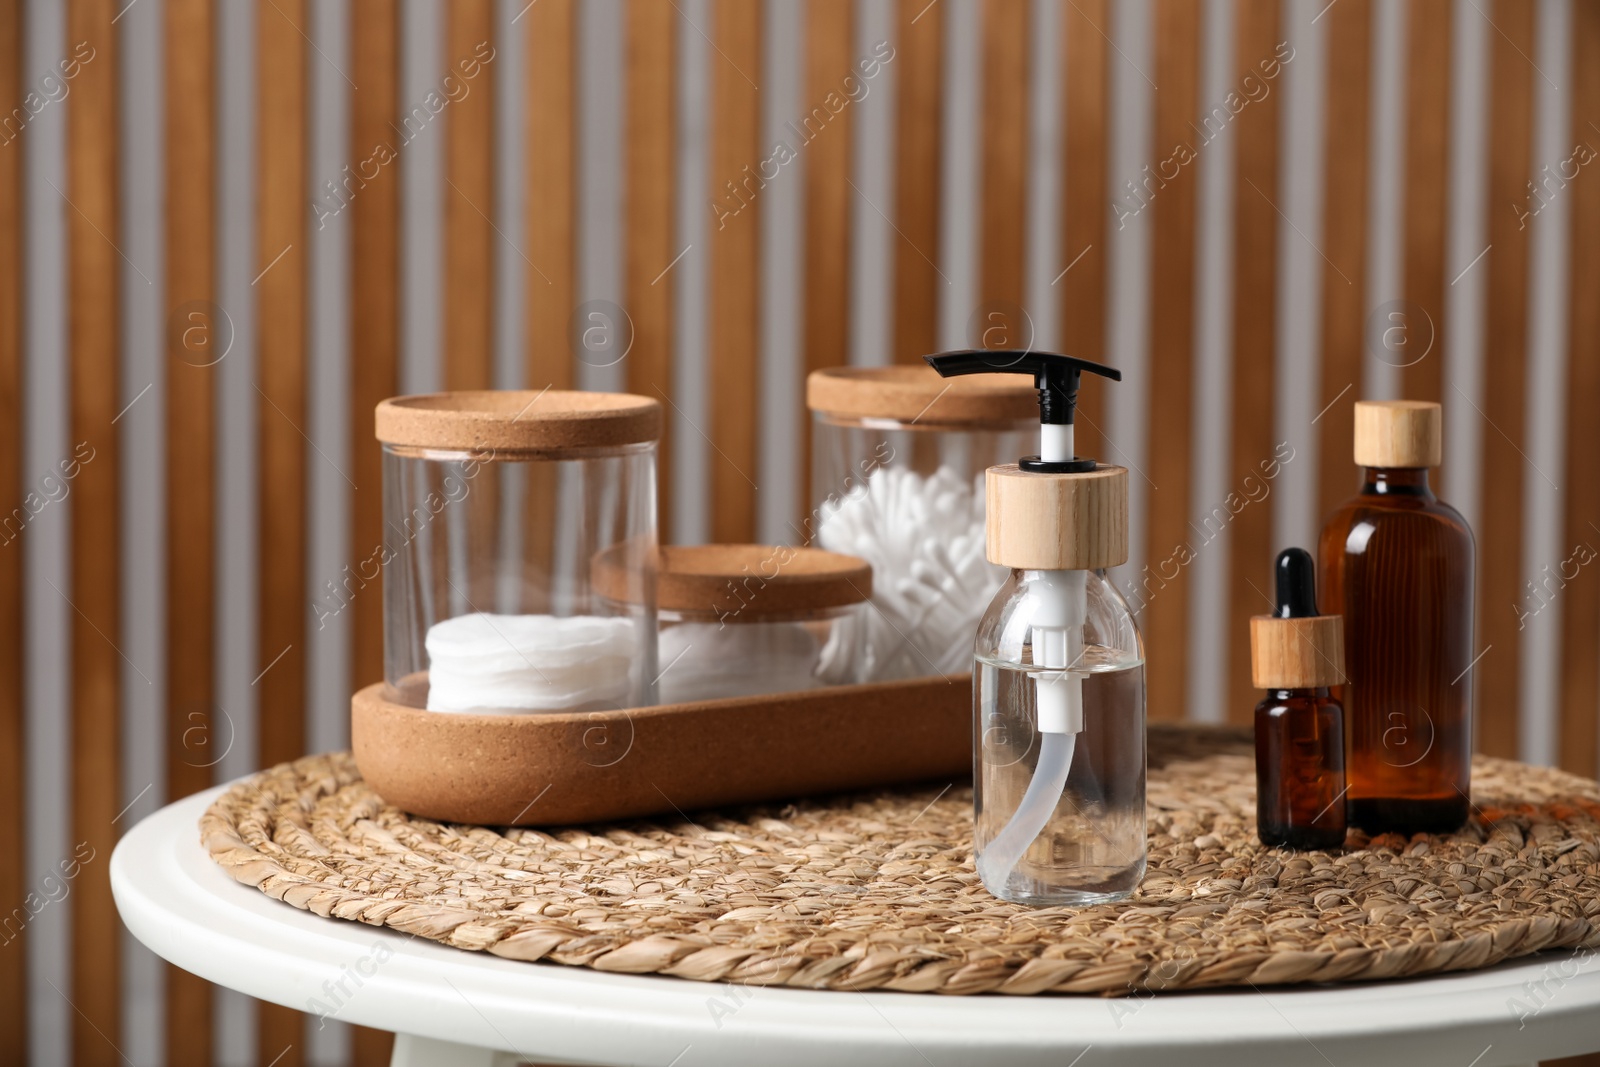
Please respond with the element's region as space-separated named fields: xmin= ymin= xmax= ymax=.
xmin=806 ymin=365 xmax=1036 ymax=426
xmin=1250 ymin=614 xmax=1346 ymax=689
xmin=375 ymin=390 xmax=662 ymax=453
xmin=594 ymin=544 xmax=872 ymax=618
xmin=985 ymin=464 xmax=1128 ymax=571
xmin=1353 ymin=400 xmax=1441 ymax=468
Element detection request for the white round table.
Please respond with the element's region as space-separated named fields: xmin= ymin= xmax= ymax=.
xmin=113 ymin=784 xmax=1600 ymax=1067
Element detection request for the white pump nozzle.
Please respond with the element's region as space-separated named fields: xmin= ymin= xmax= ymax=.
xmin=1041 ymin=422 xmax=1073 ymax=466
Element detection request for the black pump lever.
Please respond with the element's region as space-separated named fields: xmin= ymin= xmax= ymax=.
xmin=924 ymin=350 xmax=1121 ymax=473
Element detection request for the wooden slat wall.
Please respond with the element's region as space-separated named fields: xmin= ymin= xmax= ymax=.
xmin=65 ymin=0 xmax=120 ymax=1060
xmin=1315 ymin=0 xmax=1371 ymax=524
xmin=1561 ymin=1 xmax=1600 ymax=781
xmin=1477 ymin=0 xmax=1536 ymax=760
xmin=0 ymin=0 xmax=22 ymax=1058
xmin=1058 ymin=0 xmax=1108 ymax=457
xmin=255 ymin=0 xmax=309 ymax=1060
xmin=446 ymin=0 xmax=496 ymax=393
xmin=1142 ymin=0 xmax=1200 ymax=724
xmin=525 ymin=0 xmax=573 ymax=586
xmin=349 ymin=1 xmax=401 ymax=1063
xmin=978 ymin=0 xmax=1028 ymax=330
xmin=3 ymin=2 xmax=1593 ymax=1063
xmin=803 ymin=0 xmax=854 ymax=513
xmin=708 ymin=0 xmax=760 ymax=543
xmin=1400 ymin=0 xmax=1451 ymax=404
xmin=625 ymin=0 xmax=676 ymax=534
xmin=1224 ymin=0 xmax=1282 ymax=724
xmin=164 ymin=0 xmax=216 ymax=1061
xmin=891 ymin=0 xmax=941 ymax=365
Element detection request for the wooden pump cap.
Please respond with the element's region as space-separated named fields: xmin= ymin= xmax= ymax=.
xmin=985 ymin=464 xmax=1128 ymax=571
xmin=1353 ymin=400 xmax=1441 ymax=468
xmin=1250 ymin=615 xmax=1346 ymax=689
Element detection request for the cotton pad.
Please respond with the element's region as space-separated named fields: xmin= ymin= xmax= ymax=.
xmin=425 ymin=612 xmax=636 ymax=712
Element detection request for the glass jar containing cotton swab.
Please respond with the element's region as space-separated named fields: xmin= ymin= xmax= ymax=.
xmin=806 ymin=366 xmax=1035 ymax=682
xmin=375 ymin=391 xmax=659 ymax=713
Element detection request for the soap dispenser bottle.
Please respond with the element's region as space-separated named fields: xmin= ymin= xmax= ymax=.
xmin=926 ymin=351 xmax=1145 ymax=906
xmin=1318 ymin=400 xmax=1474 ymax=834
xmin=1251 ymin=547 xmax=1347 ymax=850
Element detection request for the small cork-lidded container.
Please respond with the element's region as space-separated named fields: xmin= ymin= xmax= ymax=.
xmin=599 ymin=544 xmax=873 ymax=704
xmin=1353 ymin=399 xmax=1442 ymax=468
xmin=806 ymin=365 xmax=1034 ymax=682
xmin=374 ymin=391 xmax=660 ymax=713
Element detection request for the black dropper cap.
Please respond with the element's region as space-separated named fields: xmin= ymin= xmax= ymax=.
xmin=923 ymin=350 xmax=1121 ymax=473
xmin=1274 ymin=547 xmax=1319 ymax=619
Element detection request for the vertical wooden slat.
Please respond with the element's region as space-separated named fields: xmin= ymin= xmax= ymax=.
xmin=68 ymin=3 xmax=122 ymax=1059
xmin=526 ymin=0 xmax=573 ymax=586
xmin=1142 ymin=0 xmax=1199 ymax=723
xmin=164 ymin=0 xmax=213 ymax=1061
xmin=625 ymin=0 xmax=675 ymax=535
xmin=1316 ymin=0 xmax=1372 ymax=525
xmin=349 ymin=1 xmax=400 ymax=1063
xmin=1476 ymin=0 xmax=1535 ymax=760
xmin=708 ymin=0 xmax=760 ymax=543
xmin=977 ymin=0 xmax=1028 ymax=321
xmin=803 ymin=0 xmax=854 ymax=518
xmin=446 ymin=0 xmax=495 ymax=392
xmin=256 ymin=0 xmax=309 ymax=1061
xmin=1059 ymin=0 xmax=1108 ymax=455
xmin=891 ymin=0 xmax=942 ymax=364
xmin=1224 ymin=0 xmax=1282 ymax=724
xmin=0 ymin=0 xmax=24 ymax=1058
xmin=527 ymin=0 xmax=574 ymax=392
xmin=1558 ymin=0 xmax=1600 ymax=778
xmin=1400 ymin=0 xmax=1452 ymax=403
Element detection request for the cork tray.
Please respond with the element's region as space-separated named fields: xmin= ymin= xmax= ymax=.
xmin=351 ymin=676 xmax=971 ymax=826
xmin=204 ymin=725 xmax=1600 ymax=996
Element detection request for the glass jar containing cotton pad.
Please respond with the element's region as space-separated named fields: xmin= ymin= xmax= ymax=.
xmin=806 ymin=365 xmax=1035 ymax=682
xmin=596 ymin=544 xmax=872 ymax=704
xmin=374 ymin=391 xmax=659 ymax=713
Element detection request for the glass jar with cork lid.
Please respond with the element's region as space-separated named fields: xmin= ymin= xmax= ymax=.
xmin=597 ymin=543 xmax=873 ymax=704
xmin=374 ymin=391 xmax=660 ymax=713
xmin=806 ymin=365 xmax=1035 ymax=682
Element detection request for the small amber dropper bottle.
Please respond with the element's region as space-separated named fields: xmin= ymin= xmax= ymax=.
xmin=1251 ymin=548 xmax=1347 ymax=850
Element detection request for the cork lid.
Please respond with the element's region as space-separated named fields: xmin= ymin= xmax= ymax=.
xmin=596 ymin=544 xmax=873 ymax=619
xmin=985 ymin=464 xmax=1128 ymax=571
xmin=1250 ymin=547 xmax=1346 ymax=689
xmin=806 ymin=365 xmax=1036 ymax=426
xmin=375 ymin=390 xmax=662 ymax=453
xmin=1353 ymin=400 xmax=1441 ymax=468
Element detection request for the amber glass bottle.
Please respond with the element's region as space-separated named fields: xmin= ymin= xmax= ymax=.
xmin=1255 ymin=689 xmax=1347 ymax=849
xmin=1252 ymin=548 xmax=1347 ymax=850
xmin=1318 ymin=401 xmax=1474 ymax=834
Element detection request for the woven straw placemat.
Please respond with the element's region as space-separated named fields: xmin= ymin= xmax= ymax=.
xmin=201 ymin=725 xmax=1600 ymax=995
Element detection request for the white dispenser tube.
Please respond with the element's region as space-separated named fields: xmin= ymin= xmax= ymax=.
xmin=976 ymin=569 xmax=1085 ymax=889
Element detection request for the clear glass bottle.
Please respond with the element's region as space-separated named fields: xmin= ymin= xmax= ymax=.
xmin=924 ymin=349 xmax=1145 ymax=907
xmin=974 ymin=567 xmax=1146 ymax=905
